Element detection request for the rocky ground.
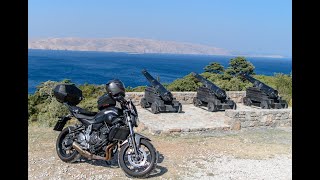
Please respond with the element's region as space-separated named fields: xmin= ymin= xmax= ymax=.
xmin=28 ymin=126 xmax=292 ymax=179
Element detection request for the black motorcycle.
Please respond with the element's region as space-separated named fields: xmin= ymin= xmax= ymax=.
xmin=52 ymin=81 xmax=157 ymax=178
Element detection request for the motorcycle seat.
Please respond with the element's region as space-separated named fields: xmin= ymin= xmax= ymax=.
xmin=69 ymin=105 xmax=121 ymax=125
xmin=69 ymin=106 xmax=97 ymax=120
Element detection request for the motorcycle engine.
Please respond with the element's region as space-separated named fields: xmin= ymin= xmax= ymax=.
xmin=88 ymin=131 xmax=100 ymax=145
xmin=77 ymin=125 xmax=110 ymax=152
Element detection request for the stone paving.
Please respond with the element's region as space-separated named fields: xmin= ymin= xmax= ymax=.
xmin=136 ymin=104 xmax=231 ymax=134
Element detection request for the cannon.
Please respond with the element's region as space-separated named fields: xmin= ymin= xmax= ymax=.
xmin=140 ymin=69 xmax=182 ymax=114
xmin=240 ymin=73 xmax=288 ymax=109
xmin=191 ymin=72 xmax=236 ymax=112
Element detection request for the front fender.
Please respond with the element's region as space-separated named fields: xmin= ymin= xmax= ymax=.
xmin=121 ymin=133 xmax=151 ymax=147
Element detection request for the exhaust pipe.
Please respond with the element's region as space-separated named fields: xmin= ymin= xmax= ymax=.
xmin=72 ymin=142 xmax=117 ymax=161
xmin=72 ymin=142 xmax=105 ymax=160
xmin=105 ymin=143 xmax=117 ymax=161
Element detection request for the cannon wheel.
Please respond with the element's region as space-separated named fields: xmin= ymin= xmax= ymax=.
xmin=243 ymin=97 xmax=252 ymax=106
xmin=283 ymin=102 xmax=288 ymax=109
xmin=260 ymin=101 xmax=270 ymax=109
xmin=151 ymin=103 xmax=159 ymax=114
xmin=232 ymin=102 xmax=237 ymax=110
xmin=140 ymin=98 xmax=147 ymax=108
xmin=280 ymin=100 xmax=288 ymax=109
xmin=274 ymin=103 xmax=282 ymax=109
xmin=177 ymin=103 xmax=182 ymax=113
xmin=207 ymin=102 xmax=217 ymax=112
xmin=193 ymin=97 xmax=201 ymax=107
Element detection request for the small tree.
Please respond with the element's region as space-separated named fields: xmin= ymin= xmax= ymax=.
xmin=204 ymin=62 xmax=224 ymax=74
xmin=225 ymin=57 xmax=255 ymax=76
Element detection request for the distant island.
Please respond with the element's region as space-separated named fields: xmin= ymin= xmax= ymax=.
xmin=28 ymin=37 xmax=230 ymax=55
xmin=28 ymin=37 xmax=284 ymax=58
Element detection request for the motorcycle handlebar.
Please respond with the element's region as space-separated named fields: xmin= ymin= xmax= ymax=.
xmin=113 ymin=95 xmax=126 ymax=103
xmin=113 ymin=95 xmax=131 ymax=110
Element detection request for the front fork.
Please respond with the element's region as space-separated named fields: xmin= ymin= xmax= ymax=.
xmin=128 ymin=120 xmax=140 ymax=155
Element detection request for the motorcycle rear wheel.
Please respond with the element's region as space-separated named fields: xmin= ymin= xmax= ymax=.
xmin=56 ymin=127 xmax=80 ymax=163
xmin=118 ymin=139 xmax=157 ymax=178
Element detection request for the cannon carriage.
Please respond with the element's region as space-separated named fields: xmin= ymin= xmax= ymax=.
xmin=241 ymin=73 xmax=288 ymax=109
xmin=192 ymin=72 xmax=236 ymax=112
xmin=140 ymin=69 xmax=182 ymax=114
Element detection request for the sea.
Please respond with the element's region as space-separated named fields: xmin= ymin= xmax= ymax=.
xmin=28 ymin=49 xmax=292 ymax=94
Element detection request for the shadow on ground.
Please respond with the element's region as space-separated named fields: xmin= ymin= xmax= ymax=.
xmin=73 ymin=152 xmax=168 ymax=178
xmin=143 ymin=108 xmax=185 ymax=114
xmin=148 ymin=153 xmax=168 ymax=178
xmin=74 ymin=153 xmax=119 ymax=168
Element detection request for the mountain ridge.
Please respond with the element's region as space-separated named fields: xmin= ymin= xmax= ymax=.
xmin=28 ymin=37 xmax=231 ymax=56
xmin=28 ymin=37 xmax=286 ymax=58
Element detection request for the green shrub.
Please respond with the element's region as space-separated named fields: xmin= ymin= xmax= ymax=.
xmin=167 ymin=73 xmax=200 ymax=91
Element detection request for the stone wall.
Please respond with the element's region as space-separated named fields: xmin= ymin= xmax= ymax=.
xmin=224 ymin=109 xmax=292 ymax=130
xmin=226 ymin=91 xmax=246 ymax=103
xmin=125 ymin=92 xmax=144 ymax=105
xmin=126 ymin=91 xmax=246 ymax=105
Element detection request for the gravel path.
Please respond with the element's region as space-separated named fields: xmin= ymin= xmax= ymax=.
xmin=180 ymin=155 xmax=291 ymax=180
xmin=28 ymin=126 xmax=292 ymax=179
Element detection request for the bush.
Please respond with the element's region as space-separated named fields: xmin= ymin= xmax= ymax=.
xmin=28 ymin=80 xmax=101 ymax=127
xmin=167 ymin=73 xmax=200 ymax=91
xmin=273 ymin=73 xmax=292 ymax=106
xmin=36 ymin=98 xmax=69 ymax=127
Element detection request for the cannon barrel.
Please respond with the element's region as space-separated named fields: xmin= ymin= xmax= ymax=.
xmin=141 ymin=69 xmax=173 ymax=102
xmin=191 ymin=72 xmax=227 ymax=99
xmin=241 ymin=73 xmax=278 ymax=99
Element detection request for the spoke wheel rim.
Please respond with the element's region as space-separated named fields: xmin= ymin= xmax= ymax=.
xmin=123 ymin=145 xmax=152 ymax=173
xmin=59 ymin=134 xmax=76 ymax=158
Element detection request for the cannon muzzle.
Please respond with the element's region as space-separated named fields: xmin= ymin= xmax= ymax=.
xmin=142 ymin=69 xmax=173 ymax=102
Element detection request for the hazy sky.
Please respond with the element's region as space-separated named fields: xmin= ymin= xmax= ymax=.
xmin=28 ymin=0 xmax=292 ymax=56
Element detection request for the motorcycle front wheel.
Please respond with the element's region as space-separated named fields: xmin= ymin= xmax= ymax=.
xmin=118 ymin=139 xmax=157 ymax=178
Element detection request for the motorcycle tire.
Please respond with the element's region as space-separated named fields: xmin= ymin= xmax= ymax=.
xmin=56 ymin=127 xmax=80 ymax=163
xmin=118 ymin=139 xmax=157 ymax=178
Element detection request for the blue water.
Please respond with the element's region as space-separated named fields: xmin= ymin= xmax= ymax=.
xmin=28 ymin=49 xmax=292 ymax=94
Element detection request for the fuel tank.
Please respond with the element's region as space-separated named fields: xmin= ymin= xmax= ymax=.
xmin=94 ymin=106 xmax=123 ymax=125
